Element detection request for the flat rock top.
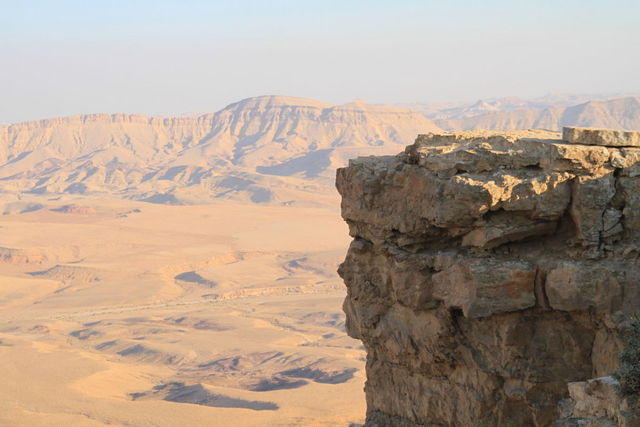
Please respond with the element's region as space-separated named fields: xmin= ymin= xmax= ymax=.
xmin=416 ymin=129 xmax=561 ymax=144
xmin=415 ymin=127 xmax=640 ymax=148
xmin=563 ymin=126 xmax=640 ymax=147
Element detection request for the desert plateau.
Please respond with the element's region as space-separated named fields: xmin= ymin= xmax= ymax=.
xmin=3 ymin=2 xmax=639 ymax=423
xmin=2 ymin=93 xmax=640 ymax=425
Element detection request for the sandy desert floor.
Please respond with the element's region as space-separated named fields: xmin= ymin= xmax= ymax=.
xmin=0 ymin=196 xmax=365 ymax=426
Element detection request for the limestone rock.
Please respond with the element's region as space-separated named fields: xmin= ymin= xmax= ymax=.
xmin=431 ymin=256 xmax=536 ymax=318
xmin=563 ymin=126 xmax=640 ymax=147
xmin=461 ymin=219 xmax=557 ymax=249
xmin=336 ymin=129 xmax=640 ymax=425
xmin=556 ymin=376 xmax=640 ymax=426
xmin=545 ymin=261 xmax=628 ymax=313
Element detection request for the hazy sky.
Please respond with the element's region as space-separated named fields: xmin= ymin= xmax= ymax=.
xmin=2 ymin=0 xmax=639 ymax=123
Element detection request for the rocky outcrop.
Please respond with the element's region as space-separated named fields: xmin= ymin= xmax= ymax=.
xmin=563 ymin=126 xmax=640 ymax=147
xmin=336 ymin=127 xmax=640 ymax=425
xmin=556 ymin=377 xmax=640 ymax=426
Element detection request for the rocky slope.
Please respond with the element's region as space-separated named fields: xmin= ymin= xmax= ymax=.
xmin=336 ymin=127 xmax=640 ymax=425
xmin=0 ymin=96 xmax=440 ymax=206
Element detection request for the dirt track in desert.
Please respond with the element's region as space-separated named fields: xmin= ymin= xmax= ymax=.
xmin=0 ymin=195 xmax=365 ymax=426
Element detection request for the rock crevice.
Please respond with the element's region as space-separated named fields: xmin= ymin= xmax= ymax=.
xmin=337 ymin=127 xmax=640 ymax=425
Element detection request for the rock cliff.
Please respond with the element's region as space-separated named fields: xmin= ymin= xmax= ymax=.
xmin=336 ymin=127 xmax=640 ymax=425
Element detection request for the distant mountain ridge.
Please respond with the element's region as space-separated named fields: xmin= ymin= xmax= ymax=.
xmin=395 ymin=92 xmax=639 ymax=121
xmin=0 ymin=96 xmax=439 ymax=206
xmin=436 ymin=97 xmax=640 ymax=131
xmin=2 ymin=94 xmax=639 ymax=207
xmin=394 ymin=94 xmax=640 ymax=131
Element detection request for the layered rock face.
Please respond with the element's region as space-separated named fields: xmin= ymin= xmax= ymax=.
xmin=336 ymin=127 xmax=640 ymax=425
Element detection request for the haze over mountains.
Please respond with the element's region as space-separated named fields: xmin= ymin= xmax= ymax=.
xmin=433 ymin=95 xmax=640 ymax=131
xmin=2 ymin=93 xmax=639 ymax=425
xmin=0 ymin=96 xmax=438 ymax=207
xmin=396 ymin=92 xmax=638 ymax=120
xmin=1 ymin=94 xmax=639 ymax=207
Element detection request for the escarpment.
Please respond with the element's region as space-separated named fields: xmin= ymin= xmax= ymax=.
xmin=336 ymin=127 xmax=640 ymax=425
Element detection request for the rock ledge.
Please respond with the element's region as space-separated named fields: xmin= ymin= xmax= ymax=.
xmin=563 ymin=126 xmax=640 ymax=147
xmin=337 ymin=127 xmax=640 ymax=425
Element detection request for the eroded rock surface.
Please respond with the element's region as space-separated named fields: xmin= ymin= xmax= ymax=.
xmin=563 ymin=126 xmax=640 ymax=147
xmin=336 ymin=127 xmax=640 ymax=425
xmin=557 ymin=377 xmax=640 ymax=426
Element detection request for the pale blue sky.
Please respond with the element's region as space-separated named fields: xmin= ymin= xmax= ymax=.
xmin=1 ymin=0 xmax=639 ymax=123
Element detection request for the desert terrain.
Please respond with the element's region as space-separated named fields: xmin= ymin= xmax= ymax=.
xmin=0 ymin=194 xmax=365 ymax=426
xmin=0 ymin=96 xmax=421 ymax=426
xmin=2 ymin=94 xmax=640 ymax=426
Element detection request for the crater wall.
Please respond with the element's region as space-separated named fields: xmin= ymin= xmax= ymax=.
xmin=336 ymin=127 xmax=640 ymax=425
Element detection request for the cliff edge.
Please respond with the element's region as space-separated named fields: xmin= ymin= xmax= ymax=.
xmin=336 ymin=127 xmax=640 ymax=425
